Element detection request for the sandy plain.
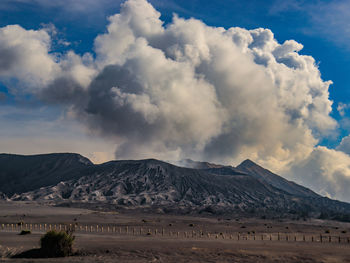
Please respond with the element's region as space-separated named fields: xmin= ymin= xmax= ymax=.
xmin=0 ymin=202 xmax=350 ymax=263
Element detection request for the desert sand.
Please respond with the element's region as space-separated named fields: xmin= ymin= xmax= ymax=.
xmin=0 ymin=202 xmax=350 ymax=263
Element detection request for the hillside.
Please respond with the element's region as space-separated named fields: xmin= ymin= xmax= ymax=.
xmin=0 ymin=153 xmax=92 ymax=196
xmin=3 ymin=155 xmax=350 ymax=219
xmin=237 ymin=159 xmax=319 ymax=198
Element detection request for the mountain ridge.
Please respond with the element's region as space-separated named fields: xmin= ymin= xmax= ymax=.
xmin=0 ymin=153 xmax=93 ymax=196
xmin=1 ymin=153 xmax=350 ymax=220
xmin=236 ymin=159 xmax=318 ymax=198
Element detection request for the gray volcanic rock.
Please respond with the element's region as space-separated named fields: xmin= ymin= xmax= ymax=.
xmin=179 ymin=159 xmax=318 ymax=198
xmin=237 ymin=159 xmax=318 ymax=198
xmin=3 ymin=154 xmax=350 ymax=219
xmin=13 ymin=159 xmax=284 ymax=209
xmin=10 ymin=158 xmax=350 ymax=219
xmin=0 ymin=153 xmax=93 ymax=196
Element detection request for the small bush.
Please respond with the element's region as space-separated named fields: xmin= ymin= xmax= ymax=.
xmin=189 ymin=223 xmax=194 ymax=227
xmin=40 ymin=230 xmax=75 ymax=257
xmin=341 ymin=230 xmax=347 ymax=234
xmin=325 ymin=230 xmax=330 ymax=234
xmin=19 ymin=230 xmax=31 ymax=235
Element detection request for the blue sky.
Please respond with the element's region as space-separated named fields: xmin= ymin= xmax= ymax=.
xmin=1 ymin=0 xmax=350 ymax=201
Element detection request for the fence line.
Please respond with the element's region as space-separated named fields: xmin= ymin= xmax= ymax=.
xmin=1 ymin=222 xmax=349 ymax=244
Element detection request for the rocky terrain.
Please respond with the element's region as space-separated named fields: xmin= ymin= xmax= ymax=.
xmin=1 ymin=153 xmax=350 ymax=219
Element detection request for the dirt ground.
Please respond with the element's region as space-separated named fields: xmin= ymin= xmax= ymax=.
xmin=1 ymin=201 xmax=350 ymax=263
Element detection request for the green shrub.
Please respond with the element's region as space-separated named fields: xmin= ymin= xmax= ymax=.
xmin=19 ymin=230 xmax=31 ymax=235
xmin=40 ymin=230 xmax=75 ymax=257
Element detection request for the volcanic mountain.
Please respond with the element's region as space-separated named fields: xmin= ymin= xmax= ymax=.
xmin=0 ymin=153 xmax=92 ymax=196
xmin=1 ymin=153 xmax=350 ymax=219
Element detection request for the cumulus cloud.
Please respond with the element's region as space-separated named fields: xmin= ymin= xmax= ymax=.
xmin=87 ymin=0 xmax=335 ymax=169
xmin=0 ymin=25 xmax=96 ymax=95
xmin=288 ymin=146 xmax=350 ymax=202
xmin=1 ymin=0 xmax=350 ymax=201
xmin=337 ymin=102 xmax=350 ymax=117
xmin=0 ymin=25 xmax=58 ymax=91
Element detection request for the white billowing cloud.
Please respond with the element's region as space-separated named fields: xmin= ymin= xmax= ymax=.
xmin=0 ymin=24 xmax=97 ymax=96
xmin=337 ymin=102 xmax=350 ymax=117
xmin=89 ymin=0 xmax=335 ymax=170
xmin=0 ymin=25 xmax=58 ymax=91
xmin=336 ymin=135 xmax=350 ymax=155
xmin=1 ymin=0 xmax=349 ymax=201
xmin=94 ymin=0 xmax=164 ymax=67
xmin=288 ymin=146 xmax=350 ymax=202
